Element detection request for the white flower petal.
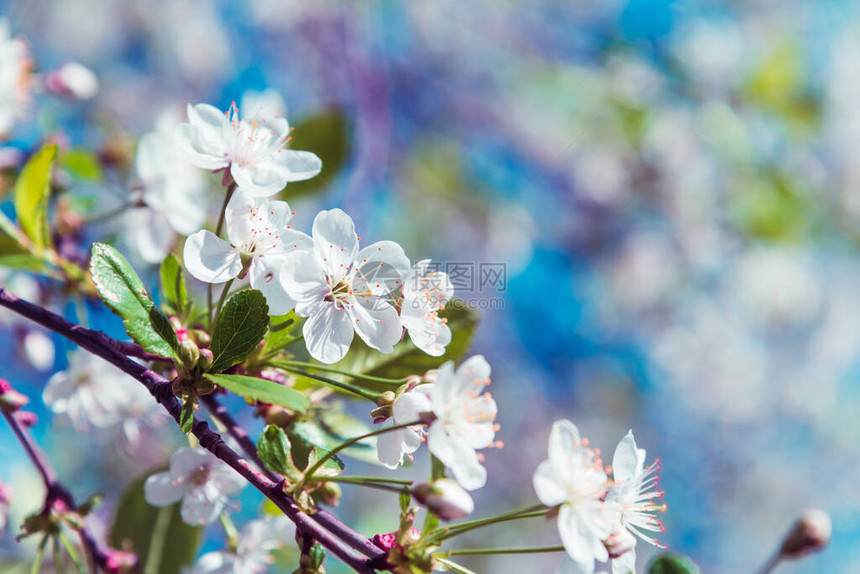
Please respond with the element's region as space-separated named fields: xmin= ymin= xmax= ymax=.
xmin=611 ymin=548 xmax=636 ymax=574
xmin=124 ymin=208 xmax=174 ymax=264
xmin=280 ymin=250 xmax=328 ymax=304
xmin=302 ymin=303 xmax=354 ymax=364
xmin=392 ymin=390 xmax=433 ymax=422
xmin=187 ymin=551 xmax=235 ymax=574
xmin=312 ymin=209 xmax=358 ymax=277
xmin=272 ymin=149 xmax=322 ymax=182
xmin=349 ymin=303 xmax=402 ymax=354
xmin=428 ymin=431 xmax=486 ymax=491
xmin=549 ymin=419 xmax=582 ymax=463
xmin=558 ymin=504 xmax=608 ymax=565
xmin=231 ymin=163 xmax=286 ymax=197
xmin=144 ymin=472 xmax=185 ymax=507
xmin=180 ymin=485 xmax=222 ymax=525
xmin=135 ymin=131 xmax=161 ymax=184
xmin=376 ymin=421 xmax=410 ymax=469
xmin=183 ymin=230 xmax=242 ymax=284
xmin=174 ymin=123 xmax=227 ymax=170
xmin=356 ymin=240 xmax=411 ymax=294
xmin=249 ymin=257 xmax=295 ymax=315
xmin=533 ymin=459 xmax=569 ymax=507
xmin=611 ymin=431 xmax=644 ymax=483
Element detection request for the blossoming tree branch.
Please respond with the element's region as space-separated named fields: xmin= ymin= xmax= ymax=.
xmin=0 ymin=21 xmax=830 ymax=574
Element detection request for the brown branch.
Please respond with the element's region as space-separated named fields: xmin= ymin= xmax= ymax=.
xmin=0 ymin=288 xmax=382 ymax=573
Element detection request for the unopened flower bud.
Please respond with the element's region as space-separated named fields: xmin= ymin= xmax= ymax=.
xmin=191 ymin=329 xmax=211 ymax=348
xmin=308 ymin=543 xmax=326 ymax=570
xmin=197 ymin=348 xmax=214 ymax=371
xmin=45 ymin=63 xmax=99 ymax=101
xmin=779 ymin=509 xmax=831 ymax=559
xmin=377 ymin=391 xmax=396 ymax=406
xmin=178 ymin=339 xmax=200 ymax=369
xmin=412 ymin=479 xmax=474 ymax=521
xmin=314 ymin=482 xmax=341 ymax=507
xmin=0 ymin=379 xmax=10 ymax=394
xmin=604 ymin=529 xmax=637 ymax=559
xmin=0 ymin=388 xmax=29 ymax=413
xmin=18 ymin=412 xmax=37 ymax=427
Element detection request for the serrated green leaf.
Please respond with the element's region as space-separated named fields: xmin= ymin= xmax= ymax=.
xmin=109 ymin=473 xmax=203 ymax=574
xmin=60 ymin=148 xmax=103 ymax=181
xmin=14 ymin=144 xmax=57 ymax=250
xmin=257 ymin=425 xmax=301 ymax=479
xmin=648 ymin=553 xmax=702 ymax=574
xmin=209 ymin=289 xmax=269 ymax=372
xmin=159 ymin=254 xmax=187 ymax=315
xmin=281 ymin=109 xmax=350 ymax=198
xmin=338 ymin=301 xmax=479 ymax=390
xmin=149 ymin=306 xmax=181 ymax=356
xmin=204 ymin=374 xmax=310 ymax=413
xmin=89 ymin=243 xmax=177 ymax=358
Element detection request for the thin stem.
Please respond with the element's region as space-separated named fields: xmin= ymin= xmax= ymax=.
xmin=30 ymin=535 xmax=49 ymax=574
xmin=209 ymin=182 xmax=238 ymax=328
xmin=433 ymin=504 xmax=548 ymax=542
xmin=319 ymin=480 xmax=406 ymax=494
xmin=280 ymin=368 xmax=381 ymax=402
xmin=58 ymin=531 xmax=86 ymax=574
xmin=212 ymin=278 xmax=235 ymax=327
xmin=440 ymin=544 xmax=565 ymax=557
xmin=272 ymin=360 xmax=405 ymax=385
xmin=304 ymin=420 xmax=424 ymax=480
xmin=322 ymin=476 xmax=414 ymax=486
xmin=756 ymin=552 xmax=781 ymax=574
xmin=0 ymin=290 xmax=379 ymax=573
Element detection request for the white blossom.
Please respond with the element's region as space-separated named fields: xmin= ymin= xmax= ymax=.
xmin=605 ymin=431 xmax=666 ymax=574
xmin=125 ymin=111 xmax=207 ymax=263
xmin=400 ymin=260 xmax=453 ymax=356
xmin=395 ymin=356 xmax=498 ymax=491
xmin=186 ymin=517 xmax=295 ymax=574
xmin=183 ymin=188 xmax=310 ymax=314
xmin=144 ymin=447 xmax=245 ymax=525
xmin=0 ymin=20 xmax=31 ymax=136
xmin=533 ymin=420 xmax=615 ymax=574
xmin=279 ymin=208 xmax=410 ymax=363
xmin=175 ymin=102 xmax=321 ymax=196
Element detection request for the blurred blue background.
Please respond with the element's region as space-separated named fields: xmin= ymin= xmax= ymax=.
xmin=2 ymin=1 xmax=860 ymax=572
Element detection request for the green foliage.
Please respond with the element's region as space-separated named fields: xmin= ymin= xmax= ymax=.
xmin=179 ymin=396 xmax=195 ymax=434
xmin=263 ymin=312 xmax=300 ymax=354
xmin=288 ymin=421 xmax=345 ymax=472
xmin=209 ymin=289 xmax=269 ymax=373
xmin=109 ymin=473 xmax=203 ymax=574
xmin=282 ymin=109 xmax=350 ymax=198
xmin=317 ymin=406 xmax=379 ymax=465
xmin=338 ymin=302 xmax=479 ymax=390
xmin=159 ymin=254 xmax=187 ymax=315
xmin=14 ymin=144 xmax=57 ymax=250
xmin=648 ymin=553 xmax=702 ymax=574
xmin=0 ymin=218 xmax=48 ymax=271
xmin=59 ymin=148 xmax=103 ymax=181
xmin=89 ymin=243 xmax=178 ymax=358
xmin=257 ymin=424 xmax=301 ymax=479
xmin=203 ymin=374 xmax=310 ymax=413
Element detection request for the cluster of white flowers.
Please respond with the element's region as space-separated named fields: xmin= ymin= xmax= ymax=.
xmin=174 ymin=101 xmax=455 ymax=364
xmin=534 ymin=420 xmax=666 ymax=574
xmin=43 ymin=350 xmax=166 ymax=444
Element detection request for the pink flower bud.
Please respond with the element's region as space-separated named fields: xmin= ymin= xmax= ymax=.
xmin=105 ymin=548 xmax=137 ymax=573
xmin=45 ymin=63 xmax=99 ymax=101
xmin=0 ymin=379 xmax=10 ymax=394
xmin=780 ymin=509 xmax=832 ymax=559
xmin=412 ymin=479 xmax=474 ymax=521
xmin=18 ymin=412 xmax=37 ymax=427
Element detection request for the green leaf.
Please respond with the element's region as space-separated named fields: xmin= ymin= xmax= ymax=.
xmin=179 ymin=396 xmax=194 ymax=434
xmin=307 ymin=446 xmax=344 ymax=477
xmin=109 ymin=473 xmax=203 ymax=574
xmin=159 ymin=254 xmax=187 ymax=314
xmin=648 ymin=553 xmax=702 ymax=574
xmin=14 ymin=144 xmax=57 ymax=250
xmin=209 ymin=289 xmax=270 ymax=372
xmin=59 ymin=149 xmax=103 ymax=181
xmin=204 ymin=374 xmax=310 ymax=413
xmin=149 ymin=306 xmax=181 ymax=356
xmin=318 ymin=407 xmax=380 ymax=465
xmin=262 ymin=312 xmax=300 ymax=354
xmin=257 ymin=425 xmax=301 ymax=479
xmin=339 ymin=301 xmax=479 ymax=390
xmin=280 ymin=109 xmax=350 ymax=198
xmin=89 ymin=243 xmax=177 ymax=358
